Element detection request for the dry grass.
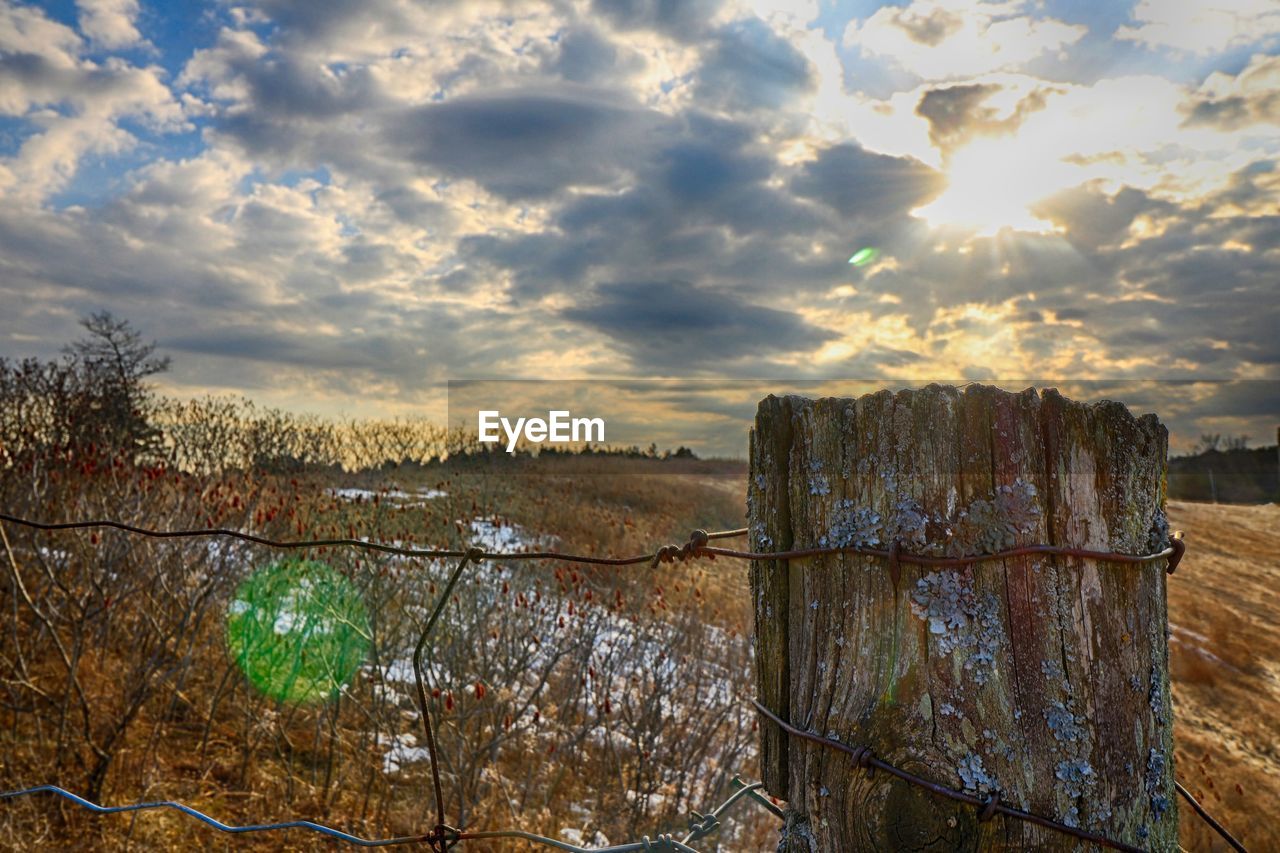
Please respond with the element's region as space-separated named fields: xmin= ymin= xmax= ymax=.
xmin=1166 ymin=500 xmax=1280 ymax=852
xmin=1 ymin=460 xmax=1272 ymax=851
xmin=0 ymin=459 xmax=770 ymax=851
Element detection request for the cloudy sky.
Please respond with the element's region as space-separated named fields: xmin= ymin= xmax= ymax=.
xmin=0 ymin=0 xmax=1276 ymax=452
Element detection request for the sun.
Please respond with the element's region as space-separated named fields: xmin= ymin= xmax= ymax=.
xmin=913 ymin=137 xmax=1076 ymax=236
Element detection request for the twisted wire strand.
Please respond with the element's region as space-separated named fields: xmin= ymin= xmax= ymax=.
xmin=0 ymin=785 xmax=431 ymax=847
xmin=751 ymin=700 xmax=1146 ymax=852
xmin=678 ymin=780 xmax=766 ymax=845
xmin=0 ymin=510 xmax=1242 ymax=850
xmin=0 ymin=782 xmax=770 ymax=852
xmin=0 ymin=512 xmax=1182 ymax=571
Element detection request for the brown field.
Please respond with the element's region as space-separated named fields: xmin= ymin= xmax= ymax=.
xmin=0 ymin=456 xmax=1272 ymax=851
xmin=1167 ymin=500 xmax=1280 ymax=851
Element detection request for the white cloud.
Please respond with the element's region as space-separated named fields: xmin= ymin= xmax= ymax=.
xmin=0 ymin=2 xmax=185 ymax=201
xmin=844 ymin=0 xmax=1085 ymax=81
xmin=0 ymin=2 xmax=83 ymax=92
xmin=76 ymin=0 xmax=145 ymax=50
xmin=1117 ymin=0 xmax=1280 ymax=54
xmin=0 ymin=1 xmax=83 ymax=58
xmin=1198 ymin=52 xmax=1280 ymax=102
xmin=1184 ymin=52 xmax=1280 ymax=131
xmin=0 ymin=0 xmax=1275 ymax=419
xmin=819 ymin=67 xmax=1278 ymax=234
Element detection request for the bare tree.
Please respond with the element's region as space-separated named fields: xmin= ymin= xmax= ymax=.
xmin=63 ymin=311 xmax=170 ymax=459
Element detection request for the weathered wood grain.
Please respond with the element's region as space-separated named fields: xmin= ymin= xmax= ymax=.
xmin=749 ymin=384 xmax=1176 ymax=851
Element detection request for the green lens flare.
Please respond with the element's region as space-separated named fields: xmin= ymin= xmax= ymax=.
xmin=226 ymin=559 xmax=370 ymax=704
xmin=848 ymin=247 xmax=880 ymax=267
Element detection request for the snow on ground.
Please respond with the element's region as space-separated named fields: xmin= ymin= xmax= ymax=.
xmin=468 ymin=517 xmax=549 ymax=552
xmin=328 ymin=487 xmax=448 ymax=504
xmin=37 ymin=546 xmax=70 ymax=564
xmin=1170 ymin=622 xmax=1239 ymax=671
xmin=352 ymin=515 xmax=745 ymax=781
xmin=376 ymin=732 xmax=433 ymax=774
xmin=559 ymin=827 xmax=611 ymax=847
xmin=382 ymin=657 xmax=417 ymax=684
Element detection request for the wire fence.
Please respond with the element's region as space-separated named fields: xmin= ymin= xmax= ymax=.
xmin=0 ymin=511 xmax=1246 ymax=852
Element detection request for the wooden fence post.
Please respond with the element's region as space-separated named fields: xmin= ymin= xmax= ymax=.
xmin=749 ymin=383 xmax=1178 ymax=851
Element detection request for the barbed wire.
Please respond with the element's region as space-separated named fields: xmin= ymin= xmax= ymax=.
xmin=0 ymin=778 xmax=775 ymax=851
xmin=752 ymin=700 xmax=1142 ymax=851
xmin=0 ymin=784 xmax=433 ymax=847
xmin=0 ymin=511 xmax=1183 ymax=573
xmin=0 ymin=510 xmax=1244 ymax=851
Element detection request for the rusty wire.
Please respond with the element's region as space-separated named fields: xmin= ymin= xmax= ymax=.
xmin=0 ymin=510 xmax=1244 ymax=850
xmin=751 ymin=700 xmax=1146 ymax=851
xmin=1176 ymin=781 xmax=1247 ymax=852
xmin=412 ymin=547 xmax=484 ymax=850
xmin=0 ymin=511 xmax=1183 ymax=573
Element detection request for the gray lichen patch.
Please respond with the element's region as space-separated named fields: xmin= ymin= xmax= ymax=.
xmin=957 ymin=752 xmax=1000 ymax=796
xmin=1040 ymin=658 xmax=1070 ymax=692
xmin=1145 ymin=748 xmax=1171 ymax=820
xmin=909 ymin=571 xmax=1003 ymax=684
xmin=1146 ymin=506 xmax=1170 ymax=553
xmin=885 ymin=496 xmax=930 ymax=550
xmin=945 ymin=479 xmax=1040 ymax=557
xmin=1053 ymin=757 xmax=1100 ymax=830
xmin=910 ymin=572 xmax=970 ymax=651
xmin=1054 ymin=758 xmax=1097 ymax=799
xmin=1148 ymin=664 xmax=1167 ymax=725
xmin=815 ymin=480 xmax=1041 ymax=560
xmin=1044 ymin=700 xmax=1086 ymax=744
xmin=820 ymin=499 xmax=882 ymax=549
xmin=808 ymin=459 xmax=831 ymax=496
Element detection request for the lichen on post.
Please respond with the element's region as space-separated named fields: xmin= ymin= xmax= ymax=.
xmin=749 ymin=383 xmax=1177 ymax=851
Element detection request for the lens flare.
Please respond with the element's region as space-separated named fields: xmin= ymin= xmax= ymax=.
xmin=226 ymin=559 xmax=370 ymax=704
xmin=848 ymin=247 xmax=880 ymax=267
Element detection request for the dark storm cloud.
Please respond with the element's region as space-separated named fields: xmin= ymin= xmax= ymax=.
xmin=240 ymin=0 xmax=491 ymax=50
xmin=1183 ymin=94 xmax=1280 ymax=130
xmin=1031 ymin=185 xmax=1169 ymax=252
xmin=456 ymin=229 xmax=604 ymax=301
xmin=916 ymin=82 xmax=1058 ymax=153
xmin=928 ymin=174 xmax=1279 ymax=376
xmin=1208 ymin=159 xmax=1279 ymax=215
xmin=450 ymin=106 xmax=841 ymax=305
xmin=790 ymin=143 xmax=943 ymax=220
xmin=238 ymin=56 xmax=384 ymax=118
xmin=1191 ymin=381 xmax=1280 ymax=418
xmin=1182 ymin=56 xmax=1280 ymax=131
xmin=652 ymin=126 xmax=826 ymax=233
xmin=386 ymin=88 xmax=665 ymax=200
xmin=693 ymin=18 xmax=816 ymax=111
xmin=2 ymin=0 xmax=1275 ymax=440
xmin=591 ymin=0 xmax=723 ymax=41
xmin=916 ymin=83 xmax=1000 ymax=149
xmin=374 ymin=187 xmax=450 ymax=228
xmin=884 ymin=4 xmax=963 ymax=46
xmin=550 ymin=27 xmax=622 ymax=83
xmin=562 ymin=280 xmax=836 ymax=369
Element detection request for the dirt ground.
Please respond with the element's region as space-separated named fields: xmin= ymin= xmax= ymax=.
xmin=1166 ymin=500 xmax=1280 ymax=851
